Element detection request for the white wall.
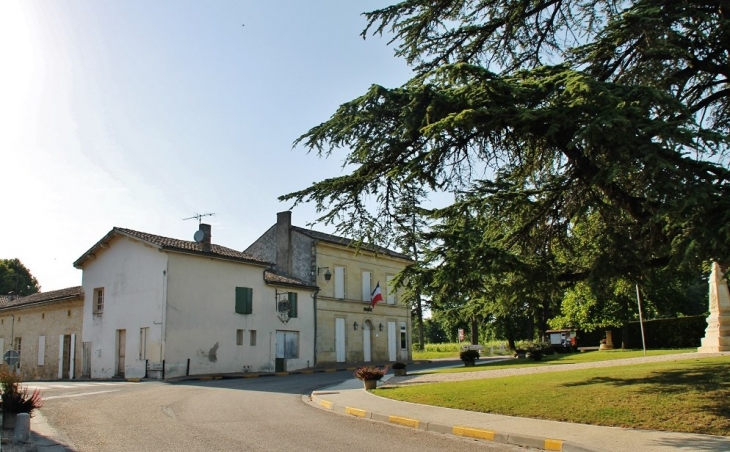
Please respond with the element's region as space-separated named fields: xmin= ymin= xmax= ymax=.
xmin=163 ymin=253 xmax=315 ymax=378
xmin=81 ymin=236 xmax=167 ymax=379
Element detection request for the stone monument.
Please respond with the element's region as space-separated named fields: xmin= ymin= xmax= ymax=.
xmin=698 ymin=262 xmax=730 ymax=352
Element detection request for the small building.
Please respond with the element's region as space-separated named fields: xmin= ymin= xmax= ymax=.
xmin=245 ymin=211 xmax=413 ymax=365
xmin=74 ymin=224 xmax=315 ymax=379
xmin=0 ymin=286 xmax=84 ymax=380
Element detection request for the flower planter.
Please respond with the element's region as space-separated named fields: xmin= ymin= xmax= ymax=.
xmin=394 ymin=368 xmax=407 ymax=377
xmin=363 ymin=379 xmax=378 ymax=390
xmin=2 ymin=412 xmax=17 ymax=430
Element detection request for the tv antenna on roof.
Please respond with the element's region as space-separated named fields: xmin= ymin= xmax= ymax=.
xmin=183 ymin=213 xmax=217 ymax=224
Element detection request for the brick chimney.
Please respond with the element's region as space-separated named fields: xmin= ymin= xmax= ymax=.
xmin=275 ymin=211 xmax=292 ymax=275
xmin=199 ymin=223 xmax=212 ymax=252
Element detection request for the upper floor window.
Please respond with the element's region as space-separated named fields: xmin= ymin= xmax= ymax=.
xmin=334 ymin=266 xmax=345 ymax=299
xmin=235 ymin=287 xmax=253 ymax=314
xmin=93 ymin=288 xmax=104 ymax=314
xmin=361 ymin=271 xmax=372 ymax=302
xmin=386 ymin=275 xmax=396 ymax=305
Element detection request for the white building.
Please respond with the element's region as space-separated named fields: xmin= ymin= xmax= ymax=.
xmin=74 ymin=224 xmax=315 ymax=379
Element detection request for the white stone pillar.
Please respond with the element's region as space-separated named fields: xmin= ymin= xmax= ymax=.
xmin=698 ymin=262 xmax=730 ymax=352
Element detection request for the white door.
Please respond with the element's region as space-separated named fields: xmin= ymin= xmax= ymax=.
xmin=335 ymin=318 xmax=346 ymax=363
xmin=387 ymin=321 xmax=397 ymax=361
xmin=363 ymin=322 xmax=372 ymax=361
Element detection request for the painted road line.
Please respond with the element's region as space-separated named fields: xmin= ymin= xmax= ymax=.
xmin=545 ymin=439 xmax=564 ymax=451
xmin=44 ymin=390 xmax=120 ymax=400
xmin=389 ymin=416 xmax=419 ymax=429
xmin=452 ymin=426 xmax=495 ymax=441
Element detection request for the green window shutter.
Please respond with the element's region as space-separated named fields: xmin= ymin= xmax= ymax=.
xmin=235 ymin=287 xmax=253 ymax=314
xmin=288 ymin=292 xmax=298 ymax=318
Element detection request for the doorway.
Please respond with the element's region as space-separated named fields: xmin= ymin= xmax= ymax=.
xmin=116 ymin=329 xmax=126 ymax=378
xmin=61 ymin=335 xmax=71 ymax=379
xmin=363 ymin=320 xmax=372 ymax=362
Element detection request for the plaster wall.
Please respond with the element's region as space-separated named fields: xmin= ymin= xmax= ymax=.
xmin=0 ymin=299 xmax=83 ymax=380
xmin=81 ymin=236 xmax=167 ymax=379
xmin=164 ymin=253 xmax=315 ymax=377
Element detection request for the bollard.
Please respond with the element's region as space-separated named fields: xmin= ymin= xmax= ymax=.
xmin=12 ymin=413 xmax=30 ymax=444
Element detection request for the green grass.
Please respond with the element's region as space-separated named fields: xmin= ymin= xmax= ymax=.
xmin=429 ymin=349 xmax=693 ymax=373
xmin=412 ymin=341 xmax=513 ymax=360
xmin=375 ymin=355 xmax=730 ymax=436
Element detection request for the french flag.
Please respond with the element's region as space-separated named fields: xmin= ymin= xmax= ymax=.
xmin=370 ymin=281 xmax=384 ymax=308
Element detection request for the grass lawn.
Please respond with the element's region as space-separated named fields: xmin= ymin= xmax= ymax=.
xmin=374 ymin=355 xmax=730 ymax=436
xmin=430 ymin=349 xmax=694 ymax=373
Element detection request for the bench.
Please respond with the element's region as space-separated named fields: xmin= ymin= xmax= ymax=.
xmin=460 ymin=345 xmax=483 ymax=351
xmin=577 ymin=346 xmax=600 ymax=352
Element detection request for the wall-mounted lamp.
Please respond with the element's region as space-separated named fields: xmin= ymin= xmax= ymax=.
xmin=353 ymin=321 xmax=359 ymax=330
xmin=317 ymin=267 xmax=332 ymax=282
xmin=379 ymin=323 xmax=383 ymax=332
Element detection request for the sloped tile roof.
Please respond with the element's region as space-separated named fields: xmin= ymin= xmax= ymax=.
xmin=291 ymin=226 xmax=412 ymax=261
xmin=75 ymin=227 xmax=273 ymax=268
xmin=0 ymin=286 xmax=83 ymax=310
xmin=263 ymin=270 xmax=316 ymax=289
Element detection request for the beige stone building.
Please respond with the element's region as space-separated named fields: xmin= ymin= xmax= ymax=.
xmin=245 ymin=211 xmax=413 ymax=365
xmin=0 ymin=286 xmax=84 ymax=380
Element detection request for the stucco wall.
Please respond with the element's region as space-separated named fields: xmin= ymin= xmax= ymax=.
xmin=290 ymin=229 xmax=315 ymax=283
xmin=164 ymin=253 xmax=315 ymax=377
xmin=0 ymin=299 xmax=84 ymax=380
xmin=243 ymin=226 xmax=277 ymax=266
xmin=81 ymin=235 xmax=168 ymax=379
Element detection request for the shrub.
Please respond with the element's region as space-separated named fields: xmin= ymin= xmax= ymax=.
xmin=460 ymin=349 xmax=480 ymax=361
xmin=392 ymin=362 xmax=407 ymax=370
xmin=0 ymin=371 xmax=43 ymax=416
xmin=514 ymin=341 xmax=552 ymax=361
xmin=353 ymin=366 xmax=388 ymax=381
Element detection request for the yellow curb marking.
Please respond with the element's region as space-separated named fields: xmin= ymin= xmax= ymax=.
xmin=243 ymin=374 xmax=259 ymax=378
xmin=319 ymin=400 xmax=334 ymax=410
xmin=274 ymin=372 xmax=289 ymax=376
xmin=345 ymin=367 xmax=357 ymax=370
xmin=452 ymin=426 xmax=495 ymax=441
xmin=301 ymin=370 xmax=314 ymax=374
xmin=389 ymin=416 xmax=419 ymax=429
xmin=126 ymin=378 xmax=141 ymax=383
xmin=213 ymin=376 xmax=222 ymax=380
xmin=545 ymin=439 xmax=563 ymax=451
xmin=324 ymin=369 xmax=337 ymax=373
xmin=345 ymin=407 xmax=367 ymax=417
xmin=200 ymin=376 xmax=213 ymax=381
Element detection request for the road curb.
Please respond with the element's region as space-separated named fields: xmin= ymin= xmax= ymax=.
xmin=307 ymin=392 xmax=600 ymax=452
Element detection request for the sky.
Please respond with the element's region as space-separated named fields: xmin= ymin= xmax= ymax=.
xmin=0 ymin=1 xmax=414 ymax=291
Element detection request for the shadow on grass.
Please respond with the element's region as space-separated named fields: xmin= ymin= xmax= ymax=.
xmin=561 ymin=361 xmax=730 ymax=433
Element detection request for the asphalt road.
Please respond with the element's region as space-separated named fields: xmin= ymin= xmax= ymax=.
xmin=37 ymin=362 xmax=530 ymax=451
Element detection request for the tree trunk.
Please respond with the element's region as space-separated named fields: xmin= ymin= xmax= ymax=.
xmin=622 ymin=324 xmax=630 ymax=349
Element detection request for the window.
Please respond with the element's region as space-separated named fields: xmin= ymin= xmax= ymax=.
xmin=288 ymin=292 xmax=298 ymax=318
xmin=139 ymin=327 xmax=149 ymax=360
xmin=386 ymin=275 xmax=396 ymax=305
xmin=250 ymin=330 xmax=257 ymax=346
xmin=93 ymin=288 xmax=104 ymax=314
xmin=361 ymin=271 xmax=372 ymax=302
xmin=276 ymin=331 xmax=299 ymax=359
xmin=236 ymin=329 xmax=244 ymax=346
xmin=400 ymin=322 xmax=407 ymax=350
xmin=235 ymin=287 xmax=253 ymax=314
xmin=334 ymin=267 xmax=345 ymax=299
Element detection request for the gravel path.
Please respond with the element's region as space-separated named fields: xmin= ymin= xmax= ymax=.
xmin=384 ymin=352 xmax=730 ymax=386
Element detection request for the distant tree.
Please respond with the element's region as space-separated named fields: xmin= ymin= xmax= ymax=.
xmin=0 ymin=259 xmax=40 ymax=296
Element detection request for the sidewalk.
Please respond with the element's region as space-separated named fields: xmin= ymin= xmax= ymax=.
xmin=306 ymin=354 xmax=730 ymax=452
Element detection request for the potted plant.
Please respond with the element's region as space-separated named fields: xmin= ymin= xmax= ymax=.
xmin=515 ymin=340 xmax=551 ymax=361
xmin=0 ymin=371 xmax=43 ymax=429
xmin=392 ymin=362 xmax=407 ymax=377
xmin=353 ymin=365 xmax=388 ymax=390
xmin=460 ymin=349 xmax=480 ymax=366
